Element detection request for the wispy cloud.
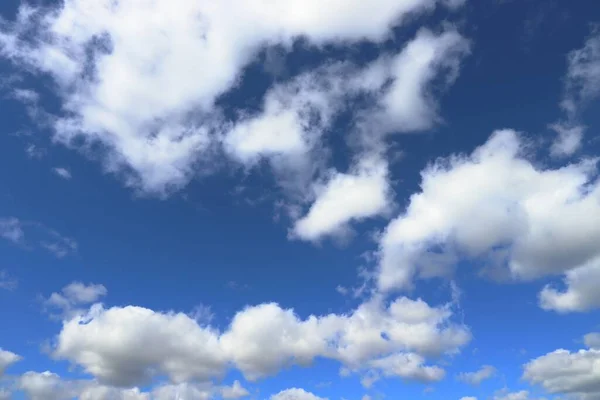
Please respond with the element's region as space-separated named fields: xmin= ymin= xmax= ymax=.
xmin=52 ymin=167 xmax=72 ymax=180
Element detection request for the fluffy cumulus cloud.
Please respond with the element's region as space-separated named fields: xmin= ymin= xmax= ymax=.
xmin=48 ymin=286 xmax=468 ymax=388
xmin=44 ymin=282 xmax=108 ymax=319
xmin=292 ymin=156 xmax=392 ymax=241
xmin=12 ymin=370 xmax=248 ymax=400
xmin=0 ymin=0 xmax=467 ymax=197
xmin=270 ymin=388 xmax=327 ymax=400
xmin=523 ymin=347 xmax=600 ymax=398
xmin=376 ymin=129 xmax=600 ymax=305
xmin=457 ymin=365 xmax=496 ymax=386
xmin=0 ymin=348 xmax=21 ymax=376
xmin=538 ymin=257 xmax=600 ymax=313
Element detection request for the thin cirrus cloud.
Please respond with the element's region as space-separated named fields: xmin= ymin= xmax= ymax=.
xmin=550 ymin=29 xmax=600 ymax=158
xmin=0 ymin=217 xmax=77 ymax=258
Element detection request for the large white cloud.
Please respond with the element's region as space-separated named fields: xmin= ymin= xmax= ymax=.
xmin=51 ymin=290 xmax=468 ymax=387
xmin=376 ymin=129 xmax=600 ymax=299
xmin=0 ymin=0 xmax=465 ymax=195
xmin=523 ymin=348 xmax=600 ymax=397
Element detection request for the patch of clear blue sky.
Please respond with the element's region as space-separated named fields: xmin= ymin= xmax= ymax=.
xmin=0 ymin=0 xmax=599 ymax=399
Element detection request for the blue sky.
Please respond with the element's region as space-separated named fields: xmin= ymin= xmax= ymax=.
xmin=1 ymin=0 xmax=600 ymax=399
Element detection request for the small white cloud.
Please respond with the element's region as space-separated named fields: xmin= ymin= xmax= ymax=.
xmin=293 ymin=156 xmax=392 ymax=241
xmin=25 ymin=144 xmax=45 ymax=159
xmin=539 ymin=257 xmax=600 ymax=313
xmin=53 ymin=167 xmax=72 ymax=180
xmin=583 ymin=332 xmax=600 ymax=349
xmin=44 ymin=282 xmax=107 ymax=320
xmin=220 ymin=380 xmax=249 ymax=399
xmin=457 ymin=365 xmax=496 ymax=386
xmin=561 ymin=29 xmax=600 ymax=116
xmin=270 ymin=388 xmax=327 ymax=400
xmin=549 ymin=123 xmax=584 ymax=157
xmin=0 ymin=348 xmax=22 ymax=376
xmin=0 ymin=217 xmax=25 ymax=244
xmin=0 ymin=270 xmax=18 ymax=291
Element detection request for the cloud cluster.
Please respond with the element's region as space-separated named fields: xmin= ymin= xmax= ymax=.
xmin=376 ymin=129 xmax=600 ymax=313
xmin=14 ymin=370 xmax=249 ymax=400
xmin=48 ymin=286 xmax=468 ymax=388
xmin=0 ymin=0 xmax=470 ymax=246
xmin=0 ymin=0 xmax=466 ymax=196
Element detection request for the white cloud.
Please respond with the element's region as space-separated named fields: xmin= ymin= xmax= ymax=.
xmin=12 ymin=88 xmax=39 ymax=103
xmin=0 ymin=217 xmax=24 ymax=244
xmin=368 ymin=29 xmax=470 ymax=134
xmin=0 ymin=0 xmax=464 ymax=195
xmin=459 ymin=397 xmax=477 ymax=400
xmin=457 ymin=365 xmax=496 ymax=386
xmin=14 ymin=371 xmax=241 ymax=400
xmin=44 ymin=282 xmax=108 ymax=319
xmin=53 ymin=167 xmax=72 ymax=180
xmin=376 ymin=129 xmax=600 ymax=297
xmin=549 ymin=123 xmax=584 ymax=158
xmin=18 ymin=371 xmax=79 ymax=400
xmin=561 ymin=29 xmax=600 ymax=116
xmin=368 ymin=352 xmax=446 ymax=383
xmin=270 ymin=388 xmax=327 ymax=400
xmin=538 ymin=257 xmax=600 ymax=313
xmin=220 ymin=380 xmax=249 ymax=399
xmin=523 ymin=348 xmax=600 ymax=397
xmin=0 ymin=270 xmax=17 ymax=291
xmin=293 ymin=156 xmax=391 ymax=241
xmin=583 ymin=332 xmax=600 ymax=350
xmin=492 ymin=391 xmax=538 ymax=400
xmin=51 ymin=293 xmax=468 ymax=387
xmin=0 ymin=348 xmax=21 ymax=376
xmin=0 ymin=217 xmax=77 ymax=258
xmin=54 ymin=304 xmax=227 ymax=386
